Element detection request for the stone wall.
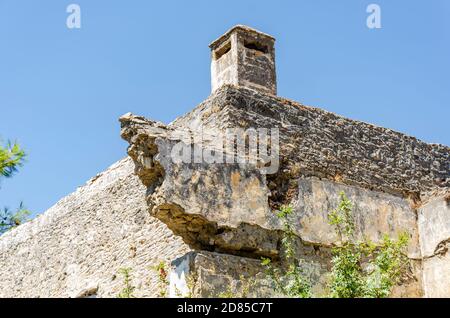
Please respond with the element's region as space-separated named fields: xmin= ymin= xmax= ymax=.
xmin=172 ymin=85 xmax=449 ymax=200
xmin=169 ymin=251 xmax=276 ymax=298
xmin=120 ymin=85 xmax=449 ymax=298
xmin=0 ymin=86 xmax=448 ymax=298
xmin=418 ymin=191 xmax=450 ymax=297
xmin=0 ymin=158 xmax=191 ymax=298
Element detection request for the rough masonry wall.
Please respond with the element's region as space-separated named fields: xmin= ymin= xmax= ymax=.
xmin=210 ymin=25 xmax=277 ymax=95
xmin=0 ymin=85 xmax=447 ymax=298
xmin=170 ymin=251 xmax=276 ymax=298
xmin=122 ymin=85 xmax=449 ymax=297
xmin=173 ymin=85 xmax=449 ymax=200
xmin=0 ymin=158 xmax=191 ymax=298
xmin=121 ymin=130 xmax=425 ymax=295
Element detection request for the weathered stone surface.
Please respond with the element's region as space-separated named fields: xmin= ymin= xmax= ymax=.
xmin=418 ymin=192 xmax=450 ymax=297
xmin=390 ymin=259 xmax=424 ymax=298
xmin=210 ymin=25 xmax=277 ymax=95
xmin=0 ymin=158 xmax=191 ymax=298
xmin=168 ymin=251 xmax=422 ymax=298
xmin=422 ymin=253 xmax=450 ymax=298
xmin=169 ymin=251 xmax=275 ymax=298
xmin=418 ymin=192 xmax=450 ymax=258
xmin=295 ymin=178 xmax=420 ymax=258
xmin=169 ymin=251 xmax=330 ymax=298
xmin=172 ymin=85 xmax=449 ymax=205
xmin=121 ymin=113 xmax=421 ymax=254
xmin=120 ymin=113 xmax=282 ymax=257
xmin=121 ymin=113 xmax=425 ymax=296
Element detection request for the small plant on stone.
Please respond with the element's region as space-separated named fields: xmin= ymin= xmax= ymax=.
xmin=152 ymin=261 xmax=169 ymax=298
xmin=328 ymin=192 xmax=410 ymax=298
xmin=180 ymin=275 xmax=196 ymax=298
xmin=117 ymin=267 xmax=135 ymax=298
xmin=362 ymin=233 xmax=410 ymax=298
xmin=262 ymin=193 xmax=411 ymax=298
xmin=262 ymin=205 xmax=312 ymax=298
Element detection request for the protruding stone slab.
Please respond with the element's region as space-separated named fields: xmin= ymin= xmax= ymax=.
xmin=172 ymin=86 xmax=450 ymax=202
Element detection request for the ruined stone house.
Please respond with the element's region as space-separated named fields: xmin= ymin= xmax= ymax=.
xmin=0 ymin=25 xmax=449 ymax=298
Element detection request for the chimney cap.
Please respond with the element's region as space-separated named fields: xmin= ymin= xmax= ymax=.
xmin=209 ymin=25 xmax=275 ymax=50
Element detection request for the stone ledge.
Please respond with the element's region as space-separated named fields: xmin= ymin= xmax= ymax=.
xmin=172 ymin=85 xmax=449 ymax=201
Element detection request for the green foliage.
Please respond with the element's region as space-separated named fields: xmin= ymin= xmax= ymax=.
xmin=363 ymin=233 xmax=410 ymax=298
xmin=0 ymin=141 xmax=26 ymax=178
xmin=328 ymin=192 xmax=355 ymax=238
xmin=261 ymin=258 xmax=271 ymax=266
xmin=262 ymin=205 xmax=312 ymax=298
xmin=152 ymin=261 xmax=168 ymax=297
xmin=153 ymin=261 xmax=168 ymax=284
xmin=328 ymin=192 xmax=410 ymax=298
xmin=0 ymin=139 xmax=30 ymax=235
xmin=263 ymin=193 xmax=411 ymax=298
xmin=0 ymin=203 xmax=31 ymax=235
xmin=329 ymin=244 xmax=365 ymax=298
xmin=117 ymin=268 xmax=135 ymax=298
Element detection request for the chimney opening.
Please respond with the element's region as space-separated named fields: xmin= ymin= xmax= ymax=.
xmin=244 ymin=41 xmax=269 ymax=54
xmin=214 ymin=42 xmax=232 ymax=60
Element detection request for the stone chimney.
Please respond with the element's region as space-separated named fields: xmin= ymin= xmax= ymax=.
xmin=209 ymin=25 xmax=277 ymax=95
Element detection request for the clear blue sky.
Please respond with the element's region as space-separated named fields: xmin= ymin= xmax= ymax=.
xmin=0 ymin=0 xmax=449 ymax=217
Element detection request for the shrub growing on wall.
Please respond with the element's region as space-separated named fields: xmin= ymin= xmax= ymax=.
xmin=263 ymin=192 xmax=411 ymax=298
